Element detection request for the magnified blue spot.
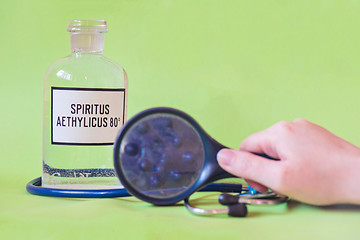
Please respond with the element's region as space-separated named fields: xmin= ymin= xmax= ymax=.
xmin=171 ymin=171 xmax=181 ymax=180
xmin=124 ymin=143 xmax=139 ymax=156
xmin=182 ymin=152 xmax=194 ymax=163
xmin=136 ymin=122 xmax=149 ymax=134
xmin=154 ymin=117 xmax=172 ymax=130
xmin=161 ymin=117 xmax=172 ymax=128
xmin=172 ymin=136 xmax=181 ymax=147
xmin=159 ymin=155 xmax=169 ymax=164
xmin=152 ymin=165 xmax=163 ymax=173
xmin=138 ymin=159 xmax=151 ymax=171
xmin=150 ymin=137 xmax=163 ymax=151
xmin=140 ymin=148 xmax=146 ymax=158
xmin=150 ymin=175 xmax=161 ymax=187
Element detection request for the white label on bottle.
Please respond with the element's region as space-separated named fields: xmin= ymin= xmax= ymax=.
xmin=51 ymin=87 xmax=126 ymax=145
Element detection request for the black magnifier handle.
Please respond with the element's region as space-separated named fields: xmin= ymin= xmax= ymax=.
xmin=208 ymin=144 xmax=279 ymax=183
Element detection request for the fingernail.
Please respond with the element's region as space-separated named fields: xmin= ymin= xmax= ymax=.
xmin=217 ymin=149 xmax=234 ymax=167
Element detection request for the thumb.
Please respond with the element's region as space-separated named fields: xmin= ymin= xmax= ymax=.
xmin=217 ymin=149 xmax=282 ymax=190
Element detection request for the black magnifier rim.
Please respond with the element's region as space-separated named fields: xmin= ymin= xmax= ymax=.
xmin=113 ymin=107 xmax=217 ymax=206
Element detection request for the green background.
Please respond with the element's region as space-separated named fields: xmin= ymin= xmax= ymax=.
xmin=1 ymin=0 xmax=360 ymax=239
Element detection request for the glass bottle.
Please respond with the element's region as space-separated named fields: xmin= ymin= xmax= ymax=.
xmin=42 ymin=20 xmax=127 ymax=189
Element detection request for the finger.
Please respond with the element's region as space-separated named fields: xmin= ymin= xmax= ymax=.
xmin=239 ymin=128 xmax=280 ymax=159
xmin=245 ymin=179 xmax=269 ymax=193
xmin=217 ymin=149 xmax=282 ymax=189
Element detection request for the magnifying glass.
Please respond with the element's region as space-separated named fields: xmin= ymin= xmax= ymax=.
xmin=113 ymin=107 xmax=274 ymax=206
xmin=27 ymin=106 xmax=284 ymax=217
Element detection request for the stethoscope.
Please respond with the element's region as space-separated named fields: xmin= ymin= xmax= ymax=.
xmin=27 ymin=107 xmax=288 ymax=217
xmin=27 ymin=177 xmax=287 ymax=217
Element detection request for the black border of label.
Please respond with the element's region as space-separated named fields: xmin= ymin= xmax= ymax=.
xmin=51 ymin=87 xmax=126 ymax=146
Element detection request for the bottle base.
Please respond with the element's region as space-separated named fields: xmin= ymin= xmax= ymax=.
xmin=42 ymin=174 xmax=123 ymax=190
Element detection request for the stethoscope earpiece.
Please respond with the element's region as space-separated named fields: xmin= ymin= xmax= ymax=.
xmin=219 ymin=193 xmax=248 ymax=217
xmin=227 ymin=203 xmax=248 ymax=217
xmin=219 ymin=193 xmax=241 ymax=205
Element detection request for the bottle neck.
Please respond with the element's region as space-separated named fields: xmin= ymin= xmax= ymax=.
xmin=70 ymin=32 xmax=105 ymax=54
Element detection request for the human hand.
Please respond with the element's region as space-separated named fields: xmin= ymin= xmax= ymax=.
xmin=217 ymin=119 xmax=360 ymax=205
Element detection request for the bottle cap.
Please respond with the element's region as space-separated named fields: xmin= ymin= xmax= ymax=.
xmin=67 ymin=20 xmax=108 ymax=33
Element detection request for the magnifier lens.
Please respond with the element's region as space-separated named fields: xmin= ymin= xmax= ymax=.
xmin=118 ymin=113 xmax=205 ymax=200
